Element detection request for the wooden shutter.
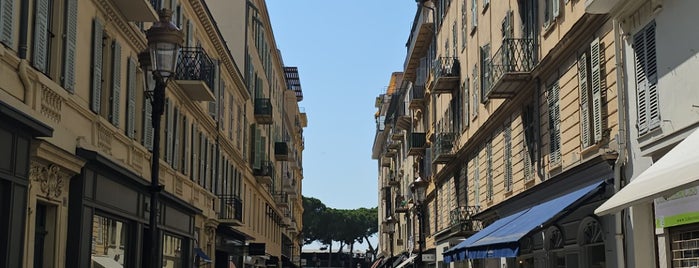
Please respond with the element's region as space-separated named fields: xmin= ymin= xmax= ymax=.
xmin=0 ymin=0 xmax=14 ymax=46
xmin=110 ymin=41 xmax=121 ymax=127
xmin=253 ymin=126 xmax=261 ymax=169
xmin=182 ymin=116 xmax=188 ymax=174
xmin=645 ymin=23 xmax=660 ymax=130
xmin=186 ymin=20 xmax=193 ymax=48
xmin=548 ymin=82 xmax=561 ymax=164
xmin=63 ymin=0 xmax=78 ymax=91
xmin=471 ymin=0 xmax=477 ymax=29
xmin=523 ymin=142 xmax=532 ymax=181
xmin=165 ymin=98 xmax=173 ymax=165
xmin=143 ymin=97 xmax=153 ymax=150
xmin=33 ymin=0 xmax=49 ymax=73
xmin=199 ymin=132 xmax=205 ymax=184
xmin=126 ymin=58 xmax=136 ymax=138
xmin=473 ymin=154 xmax=480 ymax=204
xmin=209 ymin=61 xmax=219 ymax=119
xmin=191 ymin=123 xmax=198 ymax=181
xmin=578 ymin=53 xmax=591 ymax=148
xmin=463 ymin=81 xmax=469 ymax=128
xmin=552 ymin=0 xmax=560 ymax=19
xmin=173 ymin=108 xmax=180 ymax=170
xmin=91 ymin=18 xmax=104 ymax=113
xmin=504 ymin=124 xmax=512 ymax=191
xmin=590 ymin=38 xmax=603 ymax=143
xmin=634 ymin=27 xmax=649 ymax=134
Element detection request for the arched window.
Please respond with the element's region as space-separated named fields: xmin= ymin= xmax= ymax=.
xmin=578 ymin=216 xmax=604 ymax=245
xmin=545 ymin=225 xmax=564 ymax=250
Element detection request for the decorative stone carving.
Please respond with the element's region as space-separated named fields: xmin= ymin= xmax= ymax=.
xmin=97 ymin=123 xmax=113 ymax=154
xmin=40 ymin=85 xmax=63 ymax=123
xmin=30 ymin=163 xmax=65 ymax=199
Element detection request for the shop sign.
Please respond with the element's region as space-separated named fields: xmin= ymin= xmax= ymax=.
xmin=655 ymin=186 xmax=699 ymax=228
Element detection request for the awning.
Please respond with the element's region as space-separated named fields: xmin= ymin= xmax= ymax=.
xmin=445 ymin=181 xmax=605 ymax=260
xmin=596 ymin=128 xmax=699 ymax=215
xmin=394 ymin=255 xmax=418 ymax=268
xmin=195 ymin=247 xmax=212 ymax=263
xmin=370 ymin=257 xmax=384 ymax=268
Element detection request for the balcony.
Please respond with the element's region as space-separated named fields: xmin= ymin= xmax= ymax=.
xmin=485 ymin=38 xmax=537 ymax=99
xmin=111 ymin=0 xmax=158 ymax=22
xmin=449 ymin=206 xmax=481 ymax=234
xmin=253 ymin=161 xmax=274 ymax=185
xmin=275 ymin=142 xmax=290 ymax=161
xmin=275 ymin=192 xmax=289 ymax=209
xmin=218 ymin=195 xmax=243 ymax=226
xmin=175 ymin=47 xmax=216 ymax=102
xmin=409 ymin=85 xmax=425 ymax=110
xmin=394 ymin=196 xmax=409 ymax=213
xmin=381 ymin=156 xmax=392 ymax=167
xmin=431 ymin=57 xmax=460 ymax=94
xmin=395 ymin=107 xmax=411 ymax=131
xmin=255 ymin=98 xmax=273 ymax=124
xmin=391 ymin=129 xmax=405 ymax=141
xmin=432 ymin=132 xmax=456 ymax=164
xmin=404 ymin=7 xmax=435 ymax=82
xmin=388 ymin=171 xmax=401 ymax=187
xmin=385 ymin=148 xmax=397 ymax=157
xmin=407 ymin=132 xmax=426 ymax=156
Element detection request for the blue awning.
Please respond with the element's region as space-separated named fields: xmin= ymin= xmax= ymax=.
xmin=195 ymin=247 xmax=212 ymax=263
xmin=444 ymin=181 xmax=605 ymax=260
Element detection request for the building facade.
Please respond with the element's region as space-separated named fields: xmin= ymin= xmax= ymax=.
xmin=376 ymin=0 xmax=625 ymax=267
xmin=0 ymin=0 xmax=305 ymax=267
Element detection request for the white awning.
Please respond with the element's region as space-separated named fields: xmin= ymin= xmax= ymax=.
xmin=395 ymin=255 xmax=418 ymax=268
xmin=596 ymin=129 xmax=699 ymax=215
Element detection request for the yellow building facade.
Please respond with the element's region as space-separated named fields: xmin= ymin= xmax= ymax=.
xmin=0 ymin=0 xmax=304 ymax=267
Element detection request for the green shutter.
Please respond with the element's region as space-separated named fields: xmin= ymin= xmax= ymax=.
xmin=0 ymin=0 xmax=14 ymax=46
xmin=110 ymin=41 xmax=121 ymax=127
xmin=590 ymin=38 xmax=603 ymax=143
xmin=33 ymin=0 xmax=49 ymax=73
xmin=126 ymin=58 xmax=136 ymax=138
xmin=143 ymin=97 xmax=153 ymax=150
xmin=91 ymin=18 xmax=103 ymax=113
xmin=62 ymin=0 xmax=77 ymax=91
xmin=578 ymin=53 xmax=591 ymax=148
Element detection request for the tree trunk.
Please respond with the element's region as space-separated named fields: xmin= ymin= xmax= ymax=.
xmin=363 ymin=235 xmax=376 ymax=259
xmin=329 ymin=243 xmax=333 ymax=268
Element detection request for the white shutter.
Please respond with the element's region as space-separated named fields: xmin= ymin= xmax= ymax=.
xmin=590 ymin=38 xmax=603 ymax=143
xmin=91 ymin=18 xmax=104 ymax=113
xmin=578 ymin=53 xmax=591 ymax=148
xmin=126 ymin=58 xmax=137 ymax=138
xmin=552 ymin=0 xmax=560 ymax=19
xmin=110 ymin=41 xmax=122 ymax=127
xmin=634 ymin=28 xmax=649 ymax=135
xmin=63 ymin=0 xmax=78 ymax=91
xmin=33 ymin=0 xmax=49 ymax=73
xmin=0 ymin=0 xmax=14 ymax=46
xmin=471 ymin=0 xmax=477 ymax=29
xmin=548 ymin=82 xmax=561 ymax=164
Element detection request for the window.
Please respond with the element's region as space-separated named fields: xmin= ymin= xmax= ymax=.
xmin=90 ymin=18 xmax=123 ymax=128
xmin=578 ymin=38 xmax=604 ymax=148
xmin=522 ymin=105 xmax=536 ymax=182
xmin=472 ymin=66 xmax=479 ymax=119
xmin=544 ymin=0 xmax=560 ymax=28
xmin=162 ymin=233 xmax=183 ymax=268
xmin=462 ymin=81 xmax=469 ymax=129
xmin=504 ymin=124 xmax=512 ymax=192
xmin=461 ymin=0 xmax=467 ymax=50
xmin=0 ymin=0 xmax=15 ymax=48
xmin=125 ymin=58 xmax=137 ymax=139
xmin=470 ymin=0 xmax=477 ymax=32
xmin=91 ymin=215 xmax=128 ymax=267
xmin=634 ymin=22 xmax=659 ymax=135
xmin=472 ymin=152 xmax=480 ymax=204
xmin=486 ymin=140 xmax=493 ymax=200
xmin=31 ymin=0 xmax=78 ymax=92
xmin=548 ymin=81 xmax=562 ymax=166
xmin=480 ymin=44 xmax=491 ymax=102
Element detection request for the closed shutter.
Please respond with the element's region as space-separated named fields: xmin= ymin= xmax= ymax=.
xmin=191 ymin=123 xmax=198 ymax=181
xmin=578 ymin=53 xmax=591 ymax=148
xmin=229 ymin=95 xmax=234 ymax=139
xmin=33 ymin=0 xmax=49 ymax=73
xmin=590 ymin=38 xmax=603 ymax=143
xmin=182 ymin=116 xmax=188 ymax=174
xmin=634 ymin=23 xmax=659 ymax=134
xmin=463 ymin=81 xmax=469 ymax=127
xmin=504 ymin=124 xmax=512 ymax=192
xmin=110 ymin=41 xmax=121 ymax=127
xmin=199 ymin=132 xmax=205 ymax=184
xmin=209 ymin=61 xmax=219 ymax=119
xmin=473 ymin=154 xmax=480 ymax=204
xmin=63 ymin=0 xmax=78 ymax=91
xmin=219 ymin=81 xmax=226 ymax=131
xmin=0 ymin=0 xmax=14 ymax=46
xmin=143 ymin=97 xmax=153 ymax=150
xmin=173 ymin=108 xmax=180 ymax=170
xmin=548 ymin=82 xmax=561 ymax=164
xmin=552 ymin=0 xmax=560 ymax=19
xmin=91 ymin=19 xmax=103 ymax=113
xmin=126 ymin=58 xmax=136 ymax=138
xmin=486 ymin=141 xmax=492 ymax=200
xmin=471 ymin=0 xmax=477 ymax=29
xmin=634 ymin=30 xmax=648 ymax=134
xmin=645 ymin=23 xmax=660 ymax=130
xmin=253 ymin=126 xmax=261 ymax=169
xmin=165 ymin=99 xmax=173 ymax=165
xmin=186 ymin=20 xmax=193 ymax=47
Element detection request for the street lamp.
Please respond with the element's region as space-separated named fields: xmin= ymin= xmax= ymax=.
xmin=410 ymin=176 xmax=427 ymax=268
xmin=383 ymin=216 xmax=397 ymax=258
xmin=139 ymin=8 xmax=184 ymax=268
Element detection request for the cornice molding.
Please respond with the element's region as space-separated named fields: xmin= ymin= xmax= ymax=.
xmin=93 ymin=0 xmax=148 ymax=52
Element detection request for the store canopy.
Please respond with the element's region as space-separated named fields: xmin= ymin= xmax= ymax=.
xmin=596 ymin=128 xmax=699 ymax=215
xmin=394 ymin=255 xmax=418 ymax=268
xmin=195 ymin=247 xmax=212 ymax=263
xmin=443 ymin=210 xmax=527 ymax=262
xmin=445 ymin=181 xmax=605 ymax=260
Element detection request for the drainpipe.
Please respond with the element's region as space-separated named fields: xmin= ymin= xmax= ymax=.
xmin=18 ymin=0 xmax=29 ymax=59
xmin=612 ymin=17 xmax=628 ymax=268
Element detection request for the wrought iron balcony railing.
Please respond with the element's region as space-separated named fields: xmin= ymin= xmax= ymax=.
xmin=175 ymin=47 xmax=216 ymax=101
xmin=275 ymin=141 xmax=290 ymax=161
xmin=432 ymin=132 xmax=456 ymax=164
xmin=275 ymin=192 xmax=289 ymax=209
xmin=485 ymin=38 xmax=537 ymax=98
xmin=409 ymin=85 xmax=425 ymax=110
xmin=431 ymin=57 xmax=460 ymax=93
xmin=253 ymin=161 xmax=274 ymax=185
xmin=408 ymin=132 xmax=426 ymax=156
xmin=218 ymin=195 xmax=243 ymax=225
xmin=254 ymin=98 xmax=273 ymax=124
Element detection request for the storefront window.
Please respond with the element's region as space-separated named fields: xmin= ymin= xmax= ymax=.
xmin=91 ymin=214 xmax=128 ymax=267
xmin=162 ymin=233 xmax=184 ymax=268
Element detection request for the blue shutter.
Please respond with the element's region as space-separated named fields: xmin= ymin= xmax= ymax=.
xmin=0 ymin=0 xmax=14 ymax=46
xmin=126 ymin=58 xmax=137 ymax=138
xmin=63 ymin=0 xmax=78 ymax=91
xmin=590 ymin=38 xmax=603 ymax=143
xmin=32 ymin=0 xmax=49 ymax=73
xmin=110 ymin=41 xmax=121 ymax=127
xmin=578 ymin=53 xmax=591 ymax=148
xmin=91 ymin=18 xmax=104 ymax=113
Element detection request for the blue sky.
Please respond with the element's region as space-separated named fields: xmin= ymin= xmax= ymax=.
xmin=266 ymin=0 xmax=416 ymax=251
xmin=267 ymin=1 xmax=416 ymax=209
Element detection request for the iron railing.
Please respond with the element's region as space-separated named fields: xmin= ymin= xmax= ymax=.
xmin=176 ymin=47 xmax=215 ymax=91
xmin=254 ymin=98 xmax=273 ymax=123
xmin=485 ymin=38 xmax=537 ymax=94
xmin=432 ymin=57 xmax=460 ymax=80
xmin=432 ymin=132 xmax=456 ymax=161
xmin=411 ymin=85 xmax=425 ymax=102
xmin=253 ymin=161 xmax=275 ymax=178
xmin=449 ymin=206 xmax=480 ymax=225
xmin=275 ymin=141 xmax=289 ymax=160
xmin=219 ymin=195 xmax=243 ymax=221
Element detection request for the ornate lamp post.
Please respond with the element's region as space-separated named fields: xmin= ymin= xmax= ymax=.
xmin=410 ymin=176 xmax=427 ymax=268
xmin=139 ymin=8 xmax=184 ymax=268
